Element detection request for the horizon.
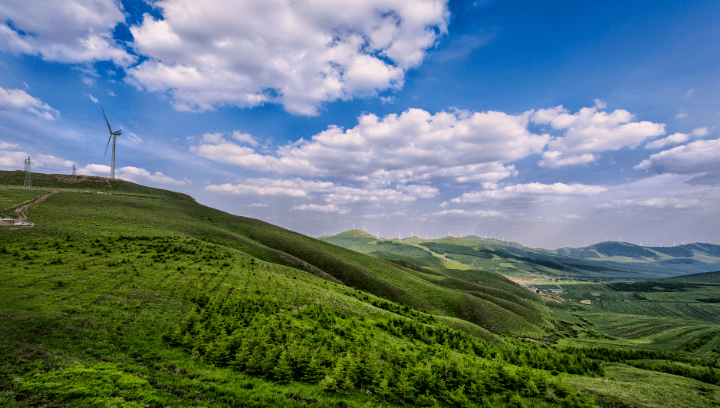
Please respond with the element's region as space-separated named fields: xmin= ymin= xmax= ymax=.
xmin=321 ymin=228 xmax=708 ymax=250
xmin=1 ymin=0 xmax=719 ymax=248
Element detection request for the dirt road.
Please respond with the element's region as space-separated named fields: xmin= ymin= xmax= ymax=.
xmin=0 ymin=190 xmax=59 ymax=226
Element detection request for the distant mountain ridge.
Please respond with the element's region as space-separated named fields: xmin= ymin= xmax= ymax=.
xmin=320 ymin=231 xmax=720 ymax=279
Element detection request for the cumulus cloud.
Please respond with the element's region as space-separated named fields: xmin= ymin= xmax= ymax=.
xmin=204 ymin=178 xmax=333 ymax=197
xmin=126 ymin=0 xmax=449 ymax=115
xmin=80 ymin=164 xmax=191 ymax=185
xmin=193 ymin=108 xmax=547 ymax=185
xmin=644 ymin=127 xmax=709 ymax=150
xmin=533 ymin=104 xmax=665 ymax=167
xmin=451 ymin=182 xmax=607 ymax=203
xmin=396 ymin=184 xmax=439 ymax=198
xmin=232 ymin=131 xmax=259 ymax=147
xmin=0 ymin=142 xmax=74 ymax=172
xmin=691 ymin=127 xmax=709 ymax=137
xmin=635 ymin=137 xmax=720 ymax=179
xmin=0 ymin=0 xmax=134 ymax=66
xmin=644 ymin=132 xmax=690 ymax=150
xmin=0 ymin=143 xmax=32 ymax=169
xmin=204 ymin=177 xmax=417 ymax=210
xmin=0 ymin=86 xmax=59 ymax=119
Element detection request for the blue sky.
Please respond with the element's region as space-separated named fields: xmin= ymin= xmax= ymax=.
xmin=1 ymin=0 xmax=719 ymax=248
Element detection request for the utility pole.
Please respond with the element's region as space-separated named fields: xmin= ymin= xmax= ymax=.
xmin=23 ymin=156 xmax=32 ymax=190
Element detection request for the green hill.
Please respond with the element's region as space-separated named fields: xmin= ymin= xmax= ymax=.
xmin=0 ymin=181 xmax=608 ymax=408
xmin=663 ymin=271 xmax=720 ymax=285
xmin=3 ymin=181 xmax=720 ymax=407
xmin=0 ymin=170 xmax=195 ymax=202
xmin=324 ymin=231 xmax=720 ymax=281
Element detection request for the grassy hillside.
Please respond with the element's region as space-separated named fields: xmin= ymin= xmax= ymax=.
xmin=0 ymin=186 xmax=614 ymax=408
xmin=3 ymin=185 xmax=720 ymax=407
xmin=0 ymin=170 xmax=195 ymax=201
xmin=663 ymin=271 xmax=720 ymax=285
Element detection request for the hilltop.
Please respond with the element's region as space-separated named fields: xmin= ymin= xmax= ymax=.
xmin=0 ymin=170 xmax=195 ymax=201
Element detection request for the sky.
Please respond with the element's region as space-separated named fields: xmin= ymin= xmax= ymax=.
xmin=1 ymin=0 xmax=719 ymax=249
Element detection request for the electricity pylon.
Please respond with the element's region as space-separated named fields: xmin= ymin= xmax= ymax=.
xmin=23 ymin=156 xmax=32 ymax=190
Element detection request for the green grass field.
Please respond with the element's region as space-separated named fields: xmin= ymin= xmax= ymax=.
xmin=0 ymin=187 xmax=607 ymax=407
xmin=1 ymin=178 xmax=719 ymax=407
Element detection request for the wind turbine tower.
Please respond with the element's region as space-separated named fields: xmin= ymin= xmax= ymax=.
xmin=102 ymin=108 xmax=122 ymax=179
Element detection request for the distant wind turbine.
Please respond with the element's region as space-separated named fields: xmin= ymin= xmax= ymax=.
xmin=102 ymin=108 xmax=122 ymax=179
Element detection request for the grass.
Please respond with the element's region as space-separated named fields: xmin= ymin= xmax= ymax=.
xmin=0 ymin=187 xmax=606 ymax=407
xmin=565 ymin=362 xmax=720 ymax=408
xmin=3 ymin=181 xmax=720 ymax=407
xmin=0 ymin=187 xmax=52 ymax=217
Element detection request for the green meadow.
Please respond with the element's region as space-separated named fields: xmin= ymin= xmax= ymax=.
xmin=1 ymin=172 xmax=719 ymax=407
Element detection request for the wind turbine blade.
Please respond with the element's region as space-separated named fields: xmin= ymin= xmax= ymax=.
xmin=104 ymin=134 xmax=112 ymax=157
xmin=102 ymin=107 xmax=112 ymax=132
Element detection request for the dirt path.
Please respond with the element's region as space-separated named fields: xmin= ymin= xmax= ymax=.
xmin=1 ymin=190 xmax=59 ymax=226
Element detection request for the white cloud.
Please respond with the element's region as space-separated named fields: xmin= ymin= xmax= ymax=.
xmin=451 ymin=182 xmax=607 ymax=203
xmin=232 ymin=131 xmax=259 ymax=147
xmin=193 ymin=108 xmax=547 ymax=185
xmin=431 ymin=209 xmax=506 ymax=218
xmin=204 ymin=178 xmax=331 ymax=197
xmin=675 ymin=111 xmax=688 ymax=119
xmin=291 ymin=204 xmax=349 ymax=214
xmin=126 ymin=0 xmax=449 ymax=115
xmin=598 ymin=197 xmax=702 ymax=209
xmin=0 ymin=0 xmax=135 ymax=66
xmin=87 ymin=93 xmax=99 ymax=103
xmin=644 ymin=132 xmax=690 ymax=150
xmin=692 ymin=127 xmax=709 ymax=137
xmin=533 ymin=105 xmax=665 ymax=167
xmin=396 ymin=184 xmax=439 ymax=198
xmin=685 ymin=89 xmax=694 ymax=99
xmin=125 ymin=132 xmax=142 ymax=144
xmin=80 ymin=164 xmax=192 ymax=185
xmin=246 ymin=203 xmax=268 ymax=208
xmin=0 ymin=141 xmax=19 ymax=150
xmin=204 ymin=177 xmax=417 ymax=209
xmin=635 ymin=137 xmax=720 ymax=176
xmin=0 ymin=142 xmax=73 ymax=172
xmin=0 ymin=86 xmax=59 ymax=119
xmin=539 ymin=151 xmax=595 ymax=167
xmin=0 ymin=144 xmax=31 ymax=169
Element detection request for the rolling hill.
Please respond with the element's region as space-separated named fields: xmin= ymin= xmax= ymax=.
xmin=2 ymin=174 xmax=719 ymax=407
xmin=321 ymin=232 xmax=720 ymax=281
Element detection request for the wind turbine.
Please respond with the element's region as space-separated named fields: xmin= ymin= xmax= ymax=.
xmin=102 ymin=108 xmax=121 ymax=179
